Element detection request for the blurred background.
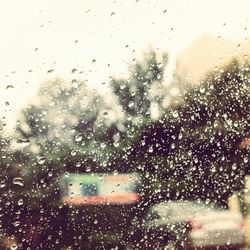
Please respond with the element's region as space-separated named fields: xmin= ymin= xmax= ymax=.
xmin=1 ymin=0 xmax=250 ymax=249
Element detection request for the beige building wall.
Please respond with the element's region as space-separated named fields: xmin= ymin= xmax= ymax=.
xmin=176 ymin=34 xmax=250 ymax=88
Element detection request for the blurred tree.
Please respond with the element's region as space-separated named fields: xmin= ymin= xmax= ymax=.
xmin=110 ymin=49 xmax=168 ymax=121
xmin=127 ymin=58 xmax=250 ymax=206
xmin=14 ymin=78 xmax=111 ymax=206
xmin=107 ymin=49 xmax=169 ymax=172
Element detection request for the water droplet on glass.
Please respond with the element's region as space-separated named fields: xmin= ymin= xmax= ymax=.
xmin=76 ymin=162 xmax=81 ymax=168
xmin=17 ymin=139 xmax=30 ymax=147
xmin=200 ymin=86 xmax=205 ymax=93
xmin=103 ymin=111 xmax=108 ymax=118
xmin=232 ymin=163 xmax=237 ymax=170
xmin=94 ymin=219 xmax=98 ymax=224
xmin=211 ymin=166 xmax=216 ymax=173
xmin=6 ymin=84 xmax=14 ymax=89
xmin=13 ymin=177 xmax=24 ymax=187
xmin=10 ymin=244 xmax=18 ymax=250
xmin=120 ymin=84 xmax=126 ymax=89
xmin=18 ymin=199 xmax=23 ymax=206
xmin=128 ymin=102 xmax=134 ymax=108
xmin=178 ymin=132 xmax=183 ymax=139
xmin=75 ymin=133 xmax=83 ymax=142
xmin=71 ymin=79 xmax=79 ymax=88
xmin=13 ymin=221 xmax=20 ymax=227
xmin=0 ymin=182 xmax=6 ymax=188
xmin=37 ymin=156 xmax=46 ymax=165
xmin=71 ymin=150 xmax=77 ymax=156
xmin=173 ymin=110 xmax=179 ymax=118
xmin=148 ymin=146 xmax=153 ymax=153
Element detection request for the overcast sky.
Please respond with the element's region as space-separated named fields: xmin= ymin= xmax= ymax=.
xmin=1 ymin=0 xmax=250 ymax=131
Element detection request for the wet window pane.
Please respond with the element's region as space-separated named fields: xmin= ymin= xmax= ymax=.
xmin=0 ymin=1 xmax=250 ymax=249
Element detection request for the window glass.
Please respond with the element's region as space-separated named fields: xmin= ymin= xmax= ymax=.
xmin=0 ymin=1 xmax=249 ymax=249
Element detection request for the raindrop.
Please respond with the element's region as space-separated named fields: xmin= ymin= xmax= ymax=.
xmin=128 ymin=102 xmax=134 ymax=108
xmin=71 ymin=79 xmax=79 ymax=88
xmin=148 ymin=146 xmax=153 ymax=153
xmin=173 ymin=110 xmax=179 ymax=118
xmin=6 ymin=85 xmax=14 ymax=89
xmin=232 ymin=163 xmax=237 ymax=170
xmin=13 ymin=221 xmax=20 ymax=227
xmin=178 ymin=132 xmax=183 ymax=139
xmin=120 ymin=84 xmax=126 ymax=89
xmin=103 ymin=111 xmax=108 ymax=118
xmin=71 ymin=150 xmax=77 ymax=156
xmin=13 ymin=177 xmax=24 ymax=187
xmin=0 ymin=182 xmax=6 ymax=188
xmin=17 ymin=139 xmax=30 ymax=147
xmin=200 ymin=86 xmax=205 ymax=93
xmin=110 ymin=12 xmax=116 ymax=16
xmin=76 ymin=162 xmax=81 ymax=168
xmin=37 ymin=156 xmax=46 ymax=165
xmin=47 ymin=69 xmax=54 ymax=73
xmin=18 ymin=199 xmax=24 ymax=206
xmin=92 ymin=59 xmax=96 ymax=63
xmin=75 ymin=133 xmax=83 ymax=142
xmin=10 ymin=244 xmax=18 ymax=250
xmin=94 ymin=219 xmax=98 ymax=224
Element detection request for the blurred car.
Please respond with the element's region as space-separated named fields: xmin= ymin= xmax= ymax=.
xmin=126 ymin=200 xmax=246 ymax=249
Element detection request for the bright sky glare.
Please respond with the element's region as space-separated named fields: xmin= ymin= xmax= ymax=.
xmin=0 ymin=0 xmax=250 ymax=131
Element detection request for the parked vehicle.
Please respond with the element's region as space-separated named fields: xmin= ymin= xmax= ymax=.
xmin=126 ymin=200 xmax=246 ymax=249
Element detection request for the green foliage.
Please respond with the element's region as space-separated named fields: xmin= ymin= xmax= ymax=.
xmin=129 ymin=58 xmax=250 ymax=206
xmin=110 ymin=49 xmax=168 ymax=119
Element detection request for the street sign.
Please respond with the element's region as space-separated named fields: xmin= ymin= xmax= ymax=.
xmin=60 ymin=173 xmax=140 ymax=205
